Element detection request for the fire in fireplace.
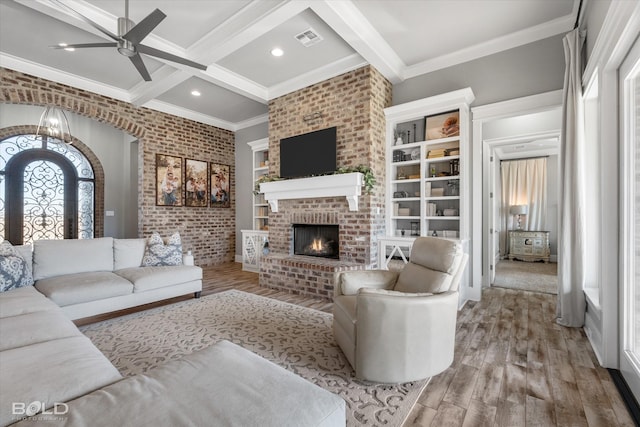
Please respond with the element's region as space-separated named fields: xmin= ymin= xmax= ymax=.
xmin=293 ymin=224 xmax=339 ymax=259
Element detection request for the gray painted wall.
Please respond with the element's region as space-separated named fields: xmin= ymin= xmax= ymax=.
xmin=584 ymin=0 xmax=612 ymax=61
xmin=0 ymin=104 xmax=138 ymax=238
xmin=234 ymin=122 xmax=269 ymax=257
xmin=393 ymin=34 xmax=566 ymax=107
xmin=233 ymin=35 xmax=568 ymax=258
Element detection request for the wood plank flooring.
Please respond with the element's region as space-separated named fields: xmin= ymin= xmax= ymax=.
xmin=75 ymin=262 xmax=635 ymax=426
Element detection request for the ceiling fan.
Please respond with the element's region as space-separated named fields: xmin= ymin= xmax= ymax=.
xmin=50 ymin=0 xmax=207 ymax=81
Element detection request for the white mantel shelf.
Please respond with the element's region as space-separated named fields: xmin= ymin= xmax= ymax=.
xmin=259 ymin=172 xmax=364 ymax=212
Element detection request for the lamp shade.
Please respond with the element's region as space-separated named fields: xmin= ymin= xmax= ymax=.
xmin=509 ymin=205 xmax=528 ymax=215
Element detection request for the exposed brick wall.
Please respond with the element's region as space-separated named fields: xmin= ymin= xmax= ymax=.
xmin=261 ymin=65 xmax=392 ymax=298
xmin=0 ymin=68 xmax=235 ymax=265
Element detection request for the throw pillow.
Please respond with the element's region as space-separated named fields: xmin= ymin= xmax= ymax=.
xmin=0 ymin=241 xmax=34 ymax=292
xmin=142 ymin=232 xmax=183 ymax=267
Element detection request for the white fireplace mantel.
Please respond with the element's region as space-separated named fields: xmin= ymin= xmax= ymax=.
xmin=259 ymin=172 xmax=364 ymax=212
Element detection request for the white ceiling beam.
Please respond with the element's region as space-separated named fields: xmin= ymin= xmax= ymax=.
xmin=129 ymin=68 xmax=192 ymax=106
xmin=199 ymin=64 xmax=268 ymax=103
xmin=310 ymin=0 xmax=405 ymax=84
xmin=190 ymin=0 xmax=307 ymax=65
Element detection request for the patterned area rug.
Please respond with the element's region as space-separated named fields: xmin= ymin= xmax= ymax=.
xmin=80 ymin=290 xmax=427 ymax=426
xmin=493 ymin=260 xmax=558 ymax=294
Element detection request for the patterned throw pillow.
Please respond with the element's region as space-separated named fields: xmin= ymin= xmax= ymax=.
xmin=141 ymin=232 xmax=183 ymax=267
xmin=0 ymin=241 xmax=34 ymax=292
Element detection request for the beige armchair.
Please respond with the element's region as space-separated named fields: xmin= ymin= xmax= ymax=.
xmin=333 ymin=236 xmax=468 ymax=384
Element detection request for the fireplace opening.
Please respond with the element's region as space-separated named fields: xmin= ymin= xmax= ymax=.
xmin=293 ymin=224 xmax=339 ymax=259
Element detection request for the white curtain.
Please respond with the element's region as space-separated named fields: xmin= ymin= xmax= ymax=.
xmin=557 ymin=29 xmax=586 ymax=327
xmin=499 ymin=158 xmax=548 ymax=256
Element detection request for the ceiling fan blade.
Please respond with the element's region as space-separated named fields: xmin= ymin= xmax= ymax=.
xmin=123 ymin=9 xmax=166 ymax=45
xmin=128 ymin=53 xmax=152 ymax=81
xmin=137 ymin=44 xmax=207 ymax=71
xmin=49 ymin=0 xmax=119 ymax=41
xmin=50 ymin=43 xmax=117 ymax=49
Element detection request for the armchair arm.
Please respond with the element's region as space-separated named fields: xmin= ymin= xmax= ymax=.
xmin=334 ymin=270 xmax=399 ymax=298
xmin=355 ymin=290 xmax=459 ymax=383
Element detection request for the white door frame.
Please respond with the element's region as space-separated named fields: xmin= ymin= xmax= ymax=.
xmin=619 ymin=23 xmax=640 ymax=402
xmin=483 ymin=131 xmax=561 ymax=284
xmin=470 ymin=91 xmax=562 ymax=301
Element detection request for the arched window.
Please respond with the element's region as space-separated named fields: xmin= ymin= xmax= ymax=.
xmin=0 ymin=135 xmax=95 ymax=244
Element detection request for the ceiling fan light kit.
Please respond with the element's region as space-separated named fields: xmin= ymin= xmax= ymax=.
xmin=49 ymin=0 xmax=207 ymax=81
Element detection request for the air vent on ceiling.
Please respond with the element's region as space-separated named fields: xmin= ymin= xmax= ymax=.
xmin=295 ymin=28 xmax=323 ymax=47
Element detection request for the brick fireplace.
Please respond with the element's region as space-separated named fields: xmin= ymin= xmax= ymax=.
xmin=259 ymin=65 xmax=392 ymax=299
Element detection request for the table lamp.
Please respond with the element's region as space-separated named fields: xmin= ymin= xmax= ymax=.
xmin=509 ymin=205 xmax=528 ymax=230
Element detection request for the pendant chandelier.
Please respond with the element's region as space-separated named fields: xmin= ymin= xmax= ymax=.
xmin=36 ymin=106 xmax=72 ymax=144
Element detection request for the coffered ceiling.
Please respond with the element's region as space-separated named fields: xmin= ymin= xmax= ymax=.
xmin=0 ymin=0 xmax=578 ymax=131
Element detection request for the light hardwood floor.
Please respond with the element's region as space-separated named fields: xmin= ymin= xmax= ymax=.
xmin=76 ymin=262 xmax=635 ymax=426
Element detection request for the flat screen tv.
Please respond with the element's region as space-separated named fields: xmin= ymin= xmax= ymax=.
xmin=279 ymin=127 xmax=337 ymax=179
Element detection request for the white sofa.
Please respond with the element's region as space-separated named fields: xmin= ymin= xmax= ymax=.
xmin=25 ymin=237 xmax=202 ymax=320
xmin=0 ymin=286 xmax=346 ymax=426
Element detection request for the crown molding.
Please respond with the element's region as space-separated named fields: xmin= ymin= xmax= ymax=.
xmin=234 ymin=113 xmax=269 ymax=131
xmin=143 ymin=99 xmax=236 ymax=131
xmin=0 ymin=53 xmax=131 ymax=102
xmin=472 ymin=90 xmax=563 ymax=121
xmin=405 ymin=14 xmax=574 ymax=79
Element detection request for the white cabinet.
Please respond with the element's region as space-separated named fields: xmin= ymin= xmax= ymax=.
xmin=241 ymin=230 xmax=269 ymax=272
xmin=384 ymin=89 xmax=475 ymax=242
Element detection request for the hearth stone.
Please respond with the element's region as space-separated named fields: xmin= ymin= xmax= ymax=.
xmin=259 ymin=254 xmax=362 ymax=299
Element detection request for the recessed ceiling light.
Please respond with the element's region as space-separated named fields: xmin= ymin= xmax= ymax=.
xmin=271 ymin=47 xmax=284 ymax=57
xmin=58 ymin=43 xmax=75 ymax=52
xmin=191 ymin=90 xmax=201 ymax=97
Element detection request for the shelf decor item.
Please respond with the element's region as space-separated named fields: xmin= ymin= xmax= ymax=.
xmin=425 ymin=110 xmax=460 ymax=140
xmin=411 ymin=221 xmax=419 ymax=236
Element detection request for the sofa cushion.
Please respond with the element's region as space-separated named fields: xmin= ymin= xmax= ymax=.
xmin=0 ymin=286 xmax=59 ymax=319
xmin=35 ymin=272 xmax=133 ymax=306
xmin=33 ymin=238 xmax=114 ymax=281
xmin=115 ymin=265 xmax=202 ymax=293
xmin=394 ymin=262 xmax=453 ymax=294
xmin=0 ymin=336 xmax=122 ymax=426
xmin=0 ymin=309 xmax=81 ymax=351
xmin=141 ymin=232 xmax=182 ymax=267
xmin=113 ymin=238 xmax=146 ymax=270
xmin=0 ymin=241 xmax=33 ymax=292
xmin=38 ymin=340 xmax=345 ymax=427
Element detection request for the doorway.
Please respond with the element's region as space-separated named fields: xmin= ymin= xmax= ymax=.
xmin=470 ymin=92 xmax=563 ymax=301
xmin=484 ymin=134 xmax=559 ymax=293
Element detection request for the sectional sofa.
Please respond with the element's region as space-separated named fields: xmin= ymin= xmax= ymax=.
xmin=0 ymin=237 xmax=345 ymax=426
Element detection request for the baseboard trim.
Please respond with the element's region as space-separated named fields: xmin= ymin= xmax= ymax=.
xmin=608 ymin=368 xmax=640 ymax=424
